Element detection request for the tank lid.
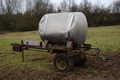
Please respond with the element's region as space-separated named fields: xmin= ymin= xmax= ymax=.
xmin=58 ymin=9 xmax=70 ymax=13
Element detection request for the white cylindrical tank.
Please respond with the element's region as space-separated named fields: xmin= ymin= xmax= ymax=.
xmin=38 ymin=12 xmax=88 ymax=46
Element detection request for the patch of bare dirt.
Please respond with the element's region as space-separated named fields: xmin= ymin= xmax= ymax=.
xmin=0 ymin=53 xmax=120 ymax=80
xmin=85 ymin=53 xmax=120 ymax=80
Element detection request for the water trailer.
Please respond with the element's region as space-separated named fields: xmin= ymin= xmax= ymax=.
xmin=11 ymin=12 xmax=109 ymax=72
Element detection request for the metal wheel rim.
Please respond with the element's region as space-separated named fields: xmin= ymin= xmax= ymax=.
xmin=56 ymin=57 xmax=67 ymax=70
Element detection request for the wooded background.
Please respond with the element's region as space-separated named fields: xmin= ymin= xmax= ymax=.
xmin=0 ymin=0 xmax=120 ymax=31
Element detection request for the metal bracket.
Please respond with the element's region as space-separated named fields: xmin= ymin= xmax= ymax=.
xmin=42 ymin=40 xmax=49 ymax=48
xmin=81 ymin=46 xmax=110 ymax=62
xmin=66 ymin=40 xmax=73 ymax=48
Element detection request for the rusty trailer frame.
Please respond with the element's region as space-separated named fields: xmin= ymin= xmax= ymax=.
xmin=11 ymin=40 xmax=91 ymax=61
xmin=11 ymin=39 xmax=109 ymax=72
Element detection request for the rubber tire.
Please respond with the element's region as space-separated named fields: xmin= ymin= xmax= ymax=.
xmin=53 ymin=53 xmax=74 ymax=72
xmin=74 ymin=54 xmax=86 ymax=66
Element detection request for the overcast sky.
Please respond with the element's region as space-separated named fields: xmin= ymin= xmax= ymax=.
xmin=0 ymin=0 xmax=117 ymax=13
xmin=50 ymin=0 xmax=116 ymax=7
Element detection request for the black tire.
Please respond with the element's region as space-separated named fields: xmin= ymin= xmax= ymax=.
xmin=74 ymin=54 xmax=86 ymax=66
xmin=53 ymin=53 xmax=74 ymax=72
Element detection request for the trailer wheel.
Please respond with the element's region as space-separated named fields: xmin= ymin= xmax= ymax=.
xmin=53 ymin=53 xmax=74 ymax=72
xmin=74 ymin=54 xmax=86 ymax=66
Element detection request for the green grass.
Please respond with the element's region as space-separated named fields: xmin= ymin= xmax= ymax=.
xmin=85 ymin=25 xmax=120 ymax=55
xmin=0 ymin=31 xmax=54 ymax=72
xmin=0 ymin=25 xmax=120 ymax=73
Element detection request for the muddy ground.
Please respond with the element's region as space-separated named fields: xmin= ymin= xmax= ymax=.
xmin=0 ymin=53 xmax=120 ymax=80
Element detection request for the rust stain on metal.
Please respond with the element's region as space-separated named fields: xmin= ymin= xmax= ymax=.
xmin=26 ymin=41 xmax=29 ymax=45
xmin=13 ymin=46 xmax=22 ymax=52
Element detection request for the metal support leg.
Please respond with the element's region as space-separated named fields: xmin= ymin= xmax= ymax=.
xmin=22 ymin=50 xmax=24 ymax=62
xmin=21 ymin=40 xmax=24 ymax=62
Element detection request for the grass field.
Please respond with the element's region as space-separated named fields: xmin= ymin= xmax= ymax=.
xmin=0 ymin=25 xmax=120 ymax=79
xmin=86 ymin=25 xmax=120 ymax=55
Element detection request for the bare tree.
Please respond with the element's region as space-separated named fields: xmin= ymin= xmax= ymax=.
xmin=26 ymin=0 xmax=35 ymax=15
xmin=69 ymin=0 xmax=78 ymax=11
xmin=4 ymin=0 xmax=22 ymax=14
xmin=60 ymin=0 xmax=68 ymax=10
xmin=112 ymin=0 xmax=120 ymax=13
xmin=59 ymin=0 xmax=78 ymax=11
xmin=0 ymin=0 xmax=6 ymax=14
xmin=33 ymin=0 xmax=54 ymax=15
xmin=78 ymin=0 xmax=92 ymax=14
xmin=0 ymin=0 xmax=22 ymax=31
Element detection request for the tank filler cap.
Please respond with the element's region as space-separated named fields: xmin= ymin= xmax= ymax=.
xmin=58 ymin=9 xmax=70 ymax=13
